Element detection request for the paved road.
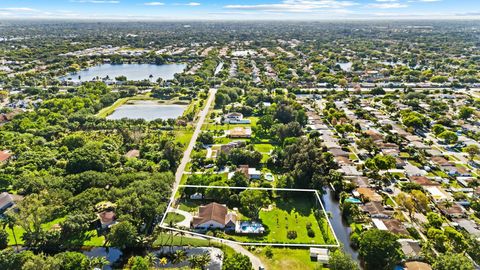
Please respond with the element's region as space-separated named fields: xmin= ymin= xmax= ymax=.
xmin=166 ymin=88 xmax=217 ymax=207
xmin=227 ymin=242 xmax=264 ymax=270
xmin=161 ymin=88 xmax=265 ymax=270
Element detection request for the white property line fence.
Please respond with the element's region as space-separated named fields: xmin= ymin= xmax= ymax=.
xmin=159 ymin=185 xmax=341 ymax=248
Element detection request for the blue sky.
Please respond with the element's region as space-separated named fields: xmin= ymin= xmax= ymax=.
xmin=0 ymin=0 xmax=478 ymax=20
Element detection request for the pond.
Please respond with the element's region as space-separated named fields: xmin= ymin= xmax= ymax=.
xmin=60 ymin=63 xmax=187 ymax=82
xmin=106 ymin=101 xmax=187 ymax=121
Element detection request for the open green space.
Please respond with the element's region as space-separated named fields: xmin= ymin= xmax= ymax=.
xmin=257 ymin=247 xmax=323 ymax=270
xmin=7 ymin=217 xmax=66 ymax=245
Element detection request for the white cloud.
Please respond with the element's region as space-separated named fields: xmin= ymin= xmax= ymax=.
xmin=224 ymin=0 xmax=358 ymax=13
xmin=367 ymin=2 xmax=408 ymax=8
xmin=0 ymin=7 xmax=36 ymax=12
xmin=71 ymin=0 xmax=120 ymax=4
xmin=173 ymin=2 xmax=201 ymax=6
xmin=144 ymin=2 xmax=165 ymax=6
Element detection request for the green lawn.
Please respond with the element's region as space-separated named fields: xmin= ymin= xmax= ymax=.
xmin=83 ymin=230 xmax=106 ymax=247
xmin=254 ymin=143 xmax=274 ymax=153
xmin=231 ymin=195 xmax=334 ymax=244
xmin=7 ymin=217 xmax=66 ymax=245
xmin=164 ymin=213 xmax=186 ymax=225
xmin=153 ymin=233 xmax=211 ymax=247
xmin=96 ymin=97 xmax=130 ymax=118
xmin=174 ymin=129 xmax=194 ymax=148
xmin=256 ymin=247 xmax=323 ymax=270
xmin=6 ymin=218 xmax=107 ymax=247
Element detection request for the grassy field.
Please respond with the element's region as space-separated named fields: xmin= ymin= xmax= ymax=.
xmin=173 ymin=128 xmax=194 ymax=149
xmin=231 ymin=195 xmax=334 ymax=244
xmin=6 ymin=217 xmax=108 ymax=247
xmin=256 ymin=247 xmax=323 ymax=270
xmin=153 ymin=233 xmax=211 ymax=247
xmin=96 ymin=97 xmax=130 ymax=118
xmin=6 ymin=217 xmax=66 ymax=245
xmin=254 ymin=143 xmax=274 ymax=153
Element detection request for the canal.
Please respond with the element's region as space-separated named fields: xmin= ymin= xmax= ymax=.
xmin=321 ymin=188 xmax=359 ymax=261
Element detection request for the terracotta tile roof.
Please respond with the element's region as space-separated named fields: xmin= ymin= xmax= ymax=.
xmin=356 ymin=187 xmax=383 ymax=202
xmin=193 ymin=202 xmax=228 ymax=227
xmin=0 ymin=151 xmax=12 ymax=162
xmin=409 ymin=176 xmax=439 ymax=186
xmin=431 ymin=156 xmax=452 ymax=166
xmin=405 ymin=261 xmax=432 ymax=270
xmin=125 ymin=149 xmax=140 ymax=158
xmin=383 ymin=219 xmax=409 ymax=236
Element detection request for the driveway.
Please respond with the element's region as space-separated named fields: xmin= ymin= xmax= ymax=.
xmin=169 ymin=208 xmax=193 ymax=228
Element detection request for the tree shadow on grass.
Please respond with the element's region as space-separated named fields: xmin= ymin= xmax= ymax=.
xmin=274 ymin=191 xmax=316 ymax=217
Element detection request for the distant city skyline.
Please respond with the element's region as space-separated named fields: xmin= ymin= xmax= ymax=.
xmin=0 ymin=0 xmax=479 ymax=20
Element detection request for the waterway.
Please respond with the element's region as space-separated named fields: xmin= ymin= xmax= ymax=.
xmin=321 ymin=188 xmax=359 ymax=261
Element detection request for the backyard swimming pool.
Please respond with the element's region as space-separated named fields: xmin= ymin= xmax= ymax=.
xmin=237 ymin=221 xmax=265 ymax=234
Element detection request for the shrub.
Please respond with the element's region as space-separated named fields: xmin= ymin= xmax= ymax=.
xmin=287 ymin=230 xmax=297 ymax=239
xmin=264 ymin=246 xmax=273 ymax=259
xmin=307 ymin=228 xmax=315 ymax=238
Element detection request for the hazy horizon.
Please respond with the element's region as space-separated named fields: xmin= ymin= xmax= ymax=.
xmin=0 ymin=0 xmax=479 ymax=21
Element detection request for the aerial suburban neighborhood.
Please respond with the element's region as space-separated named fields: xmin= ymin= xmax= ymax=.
xmin=0 ymin=12 xmax=479 ymax=270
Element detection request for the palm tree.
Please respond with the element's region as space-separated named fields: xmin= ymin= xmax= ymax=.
xmin=188 ymin=252 xmax=211 ymax=270
xmin=89 ymin=256 xmax=109 ymax=269
xmin=2 ymin=212 xmax=18 ymax=252
xmin=172 ymin=249 xmax=187 ymax=265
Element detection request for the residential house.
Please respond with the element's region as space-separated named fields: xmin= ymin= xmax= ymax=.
xmin=398 ymin=239 xmax=423 ymax=260
xmin=438 ymin=203 xmax=466 ymax=219
xmin=454 ymin=218 xmax=480 ymax=237
xmin=361 ymin=201 xmax=392 ymax=218
xmin=404 ymin=163 xmax=425 ymax=177
xmin=338 ymin=165 xmax=363 ymax=176
xmin=425 ymin=186 xmax=452 ymax=202
xmin=372 ymin=218 xmax=409 ymax=236
xmin=0 ymin=192 xmax=15 ymax=213
xmin=192 ymin=202 xmax=237 ymax=231
xmin=124 ymin=149 xmax=140 ymax=158
xmin=219 ymin=141 xmax=246 ymax=155
xmin=0 ymin=150 xmax=12 ymax=163
xmin=409 ymin=176 xmax=439 ymax=187
xmin=223 ymin=112 xmax=251 ymax=124
xmin=231 ymin=165 xmax=262 ymax=180
xmin=354 ymin=187 xmax=383 ymax=202
xmin=227 ymin=127 xmax=252 ymax=138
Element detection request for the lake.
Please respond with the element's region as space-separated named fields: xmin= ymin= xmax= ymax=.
xmin=60 ymin=63 xmax=187 ymax=82
xmin=106 ymin=101 xmax=187 ymax=121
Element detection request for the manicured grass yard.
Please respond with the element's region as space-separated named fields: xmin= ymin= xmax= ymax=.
xmin=254 ymin=143 xmax=274 ymax=153
xmin=257 ymin=247 xmax=324 ymax=270
xmin=231 ymin=195 xmax=335 ymax=245
xmin=164 ymin=212 xmax=186 ymax=225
